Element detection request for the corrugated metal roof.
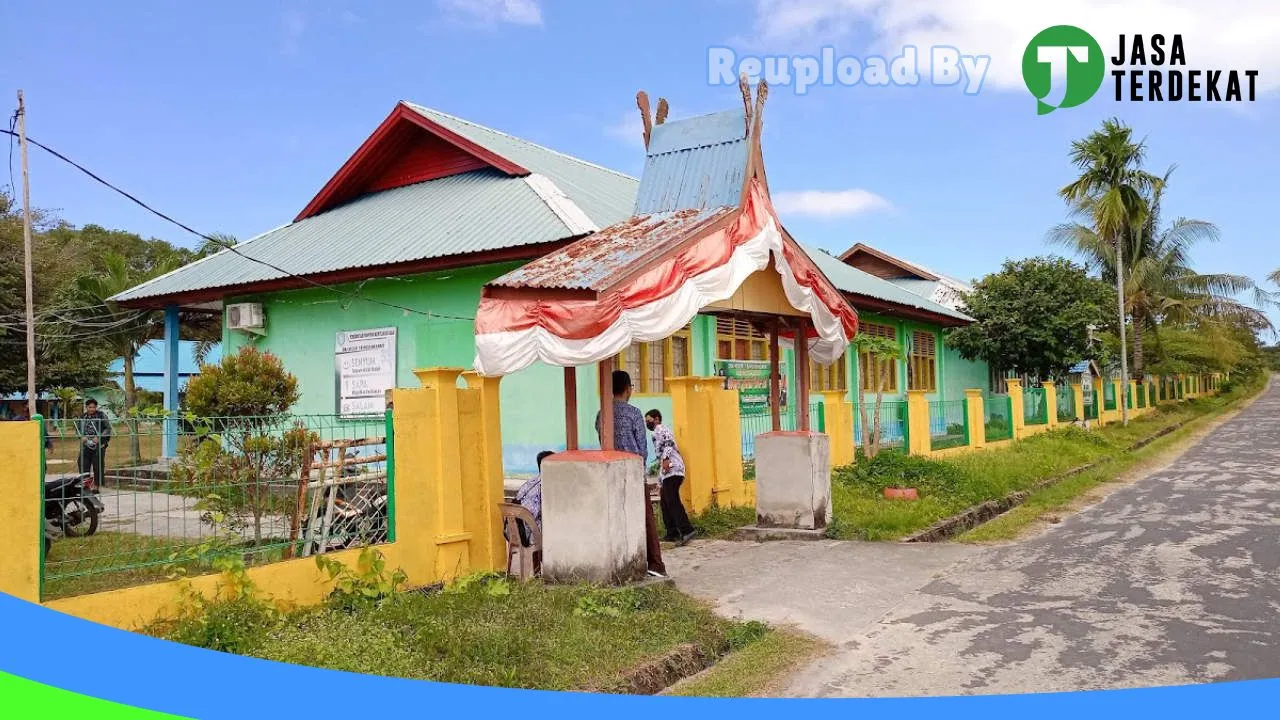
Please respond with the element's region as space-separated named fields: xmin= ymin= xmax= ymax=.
xmin=635 ymin=110 xmax=750 ymax=214
xmin=886 ymin=278 xmax=942 ymax=298
xmin=114 ymin=170 xmax=588 ymax=302
xmin=803 ymin=246 xmax=973 ymax=323
xmin=114 ymin=105 xmax=641 ymax=304
xmin=405 ymin=103 xmax=637 ymax=228
xmin=489 ymin=207 xmax=735 ymax=291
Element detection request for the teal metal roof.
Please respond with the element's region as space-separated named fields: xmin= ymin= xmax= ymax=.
xmin=635 ymin=110 xmax=750 ymax=214
xmin=114 ymin=104 xmax=639 ymax=305
xmin=802 ymin=246 xmax=973 ymax=324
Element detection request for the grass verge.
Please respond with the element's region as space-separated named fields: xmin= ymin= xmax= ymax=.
xmin=664 ymin=628 xmax=827 ymax=697
xmin=827 ymin=377 xmax=1265 ymax=542
xmin=957 ymin=386 xmax=1258 ymax=542
xmin=153 ymin=574 xmax=770 ymax=693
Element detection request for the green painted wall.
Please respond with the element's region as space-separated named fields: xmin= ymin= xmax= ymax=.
xmin=219 ymin=267 xmax=987 ymax=474
xmin=221 ymin=265 xmax=711 ymax=474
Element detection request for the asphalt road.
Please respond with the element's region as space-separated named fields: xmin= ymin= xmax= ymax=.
xmin=780 ymin=378 xmax=1279 ymax=697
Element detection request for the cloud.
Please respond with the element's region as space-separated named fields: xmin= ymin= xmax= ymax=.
xmin=438 ymin=0 xmax=543 ymax=27
xmin=772 ymin=189 xmax=893 ymax=218
xmin=745 ymin=0 xmax=1280 ymax=92
xmin=604 ymin=112 xmax=646 ymax=148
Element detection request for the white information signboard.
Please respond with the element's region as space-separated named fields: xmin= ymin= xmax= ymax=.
xmin=1082 ymin=372 xmax=1094 ymax=406
xmin=335 ymin=327 xmax=397 ymax=417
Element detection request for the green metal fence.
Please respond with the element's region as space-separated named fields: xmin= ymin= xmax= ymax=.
xmin=1103 ymin=382 xmax=1117 ymax=411
xmin=1023 ymin=386 xmax=1049 ymax=426
xmin=853 ymin=400 xmax=908 ymax=451
xmin=984 ymin=394 xmax=1014 ymax=441
xmin=1084 ymin=390 xmax=1099 ymax=420
xmin=39 ymin=413 xmax=391 ymax=600
xmin=740 ymin=400 xmax=824 ymax=461
xmin=929 ymin=399 xmax=968 ymax=451
xmin=1056 ymin=384 xmax=1076 ymax=422
xmin=1136 ymin=383 xmax=1147 ymax=408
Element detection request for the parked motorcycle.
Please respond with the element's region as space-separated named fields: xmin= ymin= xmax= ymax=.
xmin=44 ymin=472 xmax=104 ymax=538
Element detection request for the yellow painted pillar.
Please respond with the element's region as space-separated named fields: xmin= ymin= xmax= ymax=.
xmin=706 ymin=379 xmax=746 ymax=508
xmin=462 ymin=372 xmax=505 ymax=572
xmin=0 ymin=419 xmax=40 ymax=602
xmin=1071 ymin=382 xmax=1085 ymax=422
xmin=965 ymin=389 xmax=986 ymax=449
xmin=1128 ymin=380 xmax=1140 ymax=415
xmin=905 ymin=390 xmax=931 ymax=456
xmin=411 ymin=367 xmax=471 ymax=582
xmin=821 ymin=390 xmax=854 ymax=467
xmin=1006 ymin=379 xmax=1026 ymax=440
xmin=1043 ymin=380 xmax=1059 ymax=428
xmin=670 ymin=377 xmax=712 ymax=514
xmin=1111 ymin=379 xmax=1122 ymax=419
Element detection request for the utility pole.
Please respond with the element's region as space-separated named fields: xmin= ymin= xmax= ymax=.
xmin=1115 ymin=235 xmax=1129 ymax=426
xmin=16 ymin=90 xmax=37 ymax=419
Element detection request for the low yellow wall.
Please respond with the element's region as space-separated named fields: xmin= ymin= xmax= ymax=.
xmin=0 ymin=420 xmax=40 ymax=604
xmin=671 ymin=377 xmax=748 ymax=513
xmin=11 ymin=368 xmax=506 ymax=631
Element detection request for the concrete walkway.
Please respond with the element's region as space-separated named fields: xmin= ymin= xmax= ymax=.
xmin=668 ymin=379 xmax=1280 ymax=697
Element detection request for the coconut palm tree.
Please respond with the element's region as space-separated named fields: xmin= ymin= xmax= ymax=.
xmin=1056 ymin=119 xmax=1161 ymax=424
xmin=1051 ymin=166 xmax=1271 ymax=376
xmin=65 ymin=252 xmax=182 ymax=463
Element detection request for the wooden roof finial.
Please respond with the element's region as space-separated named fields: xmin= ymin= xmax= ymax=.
xmin=636 ymin=91 xmax=654 ymax=149
xmin=751 ymin=79 xmax=768 ymax=140
xmin=655 ymin=97 xmax=669 ymax=126
xmin=739 ymin=73 xmax=753 ymax=131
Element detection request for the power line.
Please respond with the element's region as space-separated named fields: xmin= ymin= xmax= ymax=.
xmin=0 ymin=128 xmax=475 ymax=323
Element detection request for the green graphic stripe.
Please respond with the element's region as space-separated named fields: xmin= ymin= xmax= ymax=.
xmin=0 ymin=671 xmax=190 ymax=719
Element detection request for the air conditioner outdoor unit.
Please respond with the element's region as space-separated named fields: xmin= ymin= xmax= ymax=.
xmin=227 ymin=303 xmax=265 ymax=334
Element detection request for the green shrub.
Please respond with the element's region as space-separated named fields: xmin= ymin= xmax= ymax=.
xmin=833 ymin=450 xmax=964 ymax=496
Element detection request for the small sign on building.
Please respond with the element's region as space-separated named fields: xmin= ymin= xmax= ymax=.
xmin=335 ymin=327 xmax=397 ymax=417
xmin=715 ymin=359 xmax=786 ymax=412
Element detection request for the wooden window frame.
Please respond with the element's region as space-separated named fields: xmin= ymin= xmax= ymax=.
xmin=907 ymin=329 xmax=937 ymax=392
xmin=810 ymin=358 xmax=848 ymax=392
xmin=614 ymin=325 xmax=694 ymax=395
xmin=858 ymin=322 xmax=898 ymax=393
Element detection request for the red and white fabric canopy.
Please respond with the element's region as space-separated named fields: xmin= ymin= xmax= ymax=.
xmin=474 ymin=181 xmax=858 ymax=377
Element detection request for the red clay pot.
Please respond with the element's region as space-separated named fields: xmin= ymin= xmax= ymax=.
xmin=884 ymin=487 xmax=919 ymax=501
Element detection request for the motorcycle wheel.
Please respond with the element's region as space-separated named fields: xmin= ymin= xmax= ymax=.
xmin=60 ymin=501 xmax=100 ymax=537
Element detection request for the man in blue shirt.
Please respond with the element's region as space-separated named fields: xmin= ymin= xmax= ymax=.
xmin=596 ymin=369 xmax=665 ymax=577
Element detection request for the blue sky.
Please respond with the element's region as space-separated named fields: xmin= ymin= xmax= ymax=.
xmin=4 ymin=0 xmax=1278 ymax=324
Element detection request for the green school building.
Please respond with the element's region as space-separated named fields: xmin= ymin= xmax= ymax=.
xmin=114 ymin=100 xmax=990 ymax=472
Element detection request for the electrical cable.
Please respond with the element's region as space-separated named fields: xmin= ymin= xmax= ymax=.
xmin=0 ymin=128 xmax=476 ymax=322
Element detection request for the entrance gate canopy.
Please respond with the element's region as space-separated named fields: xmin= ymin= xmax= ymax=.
xmin=473 ymin=180 xmax=857 ymax=376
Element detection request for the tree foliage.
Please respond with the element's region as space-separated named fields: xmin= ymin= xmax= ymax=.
xmin=0 ymin=189 xmax=224 ymax=398
xmin=948 ymin=256 xmax=1113 ymax=379
xmin=185 ymin=347 xmax=300 ymax=418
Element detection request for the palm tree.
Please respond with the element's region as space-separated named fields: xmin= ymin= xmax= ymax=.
xmin=1051 ymin=166 xmax=1271 ymax=376
xmin=1056 ymin=119 xmax=1162 ymax=425
xmin=65 ymin=252 xmax=181 ymax=463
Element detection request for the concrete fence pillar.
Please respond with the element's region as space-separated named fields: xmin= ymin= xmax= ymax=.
xmin=1006 ymin=379 xmax=1026 ymax=439
xmin=670 ymin=377 xmax=747 ymax=514
xmin=462 ymin=372 xmax=506 ymax=571
xmin=1043 ymin=380 xmax=1059 ymax=428
xmin=905 ymin=390 xmax=931 ymax=456
xmin=1071 ymin=382 xmax=1085 ymax=422
xmin=0 ymin=419 xmax=40 ymax=602
xmin=965 ymin=389 xmax=986 ymax=449
xmin=820 ymin=390 xmax=854 ymax=467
